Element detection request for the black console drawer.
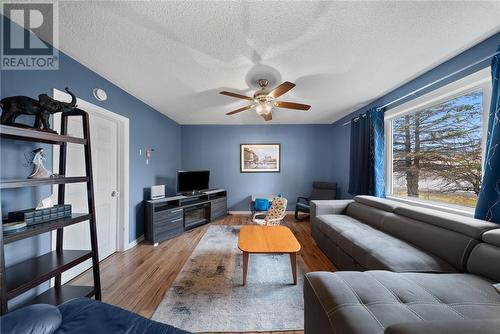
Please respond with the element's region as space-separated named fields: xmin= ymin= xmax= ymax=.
xmin=156 ymin=226 xmax=184 ymax=243
xmin=211 ymin=206 xmax=226 ymax=215
xmin=211 ymin=207 xmax=227 ymax=220
xmin=154 ymin=217 xmax=183 ymax=233
xmin=210 ymin=201 xmax=227 ymax=211
xmin=211 ymin=197 xmax=226 ymax=204
xmin=152 ymin=217 xmax=183 ymax=243
xmin=154 ymin=208 xmax=183 ymax=221
xmin=210 ymin=201 xmax=226 ymax=211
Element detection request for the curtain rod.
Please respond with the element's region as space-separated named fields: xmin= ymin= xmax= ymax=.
xmin=342 ymin=50 xmax=500 ymax=127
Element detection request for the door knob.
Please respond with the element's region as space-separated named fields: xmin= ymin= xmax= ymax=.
xmin=111 ymin=190 xmax=119 ymax=197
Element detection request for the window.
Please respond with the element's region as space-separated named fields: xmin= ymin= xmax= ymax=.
xmin=385 ymin=69 xmax=492 ymax=212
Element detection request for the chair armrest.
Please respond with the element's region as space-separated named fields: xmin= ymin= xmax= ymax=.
xmin=310 ymin=200 xmax=354 ymax=218
xmin=296 ymin=197 xmax=310 ymax=205
xmin=252 ymin=212 xmax=266 ymax=220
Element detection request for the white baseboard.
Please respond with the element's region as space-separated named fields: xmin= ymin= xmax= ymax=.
xmin=126 ymin=235 xmax=144 ymax=250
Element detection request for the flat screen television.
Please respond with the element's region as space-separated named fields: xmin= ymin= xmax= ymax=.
xmin=177 ymin=170 xmax=210 ymax=194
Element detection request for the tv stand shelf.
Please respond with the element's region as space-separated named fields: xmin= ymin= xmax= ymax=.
xmin=145 ymin=189 xmax=227 ymax=245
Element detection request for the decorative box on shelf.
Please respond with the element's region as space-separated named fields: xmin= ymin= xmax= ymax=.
xmin=2 ymin=221 xmax=27 ymax=234
xmin=8 ymin=204 xmax=71 ymax=226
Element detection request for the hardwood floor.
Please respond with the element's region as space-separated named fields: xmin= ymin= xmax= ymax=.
xmin=71 ymin=214 xmax=336 ymax=333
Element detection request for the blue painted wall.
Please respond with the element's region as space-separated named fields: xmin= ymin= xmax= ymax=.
xmin=1 ymin=22 xmax=181 ymax=307
xmin=181 ymin=125 xmax=336 ymax=210
xmin=331 ymin=32 xmax=500 ymax=199
xmin=1 ymin=51 xmax=182 ymax=241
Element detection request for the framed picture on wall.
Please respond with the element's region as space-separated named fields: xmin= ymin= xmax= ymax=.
xmin=240 ymin=143 xmax=281 ymax=173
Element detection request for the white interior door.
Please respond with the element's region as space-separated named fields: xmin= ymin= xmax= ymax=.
xmin=52 ymin=99 xmax=121 ymax=283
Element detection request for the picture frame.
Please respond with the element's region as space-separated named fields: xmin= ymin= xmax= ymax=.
xmin=240 ymin=143 xmax=281 ymax=173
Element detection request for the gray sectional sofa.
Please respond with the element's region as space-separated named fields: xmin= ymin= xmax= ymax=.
xmin=305 ymin=196 xmax=500 ymax=334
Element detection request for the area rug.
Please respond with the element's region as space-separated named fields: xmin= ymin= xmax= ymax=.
xmin=152 ymin=225 xmax=306 ymax=332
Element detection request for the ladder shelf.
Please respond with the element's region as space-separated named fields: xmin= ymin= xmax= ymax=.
xmin=0 ymin=110 xmax=102 ymax=314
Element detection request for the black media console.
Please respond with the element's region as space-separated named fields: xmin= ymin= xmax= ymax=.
xmin=144 ymin=189 xmax=227 ymax=245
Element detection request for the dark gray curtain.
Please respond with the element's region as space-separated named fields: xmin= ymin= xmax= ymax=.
xmin=348 ymin=107 xmax=385 ymax=197
xmin=475 ymin=47 xmax=500 ymax=223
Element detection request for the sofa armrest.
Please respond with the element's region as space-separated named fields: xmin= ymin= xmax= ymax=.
xmin=304 ymin=273 xmax=335 ymax=334
xmin=310 ymin=200 xmax=354 ymax=218
xmin=384 ymin=319 xmax=500 ymax=334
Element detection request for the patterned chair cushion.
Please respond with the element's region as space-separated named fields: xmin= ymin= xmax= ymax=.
xmin=253 ymin=197 xmax=288 ymax=226
xmin=266 ymin=197 xmax=287 ymax=221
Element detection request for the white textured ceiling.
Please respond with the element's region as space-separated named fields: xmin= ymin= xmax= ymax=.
xmin=57 ymin=1 xmax=500 ymax=124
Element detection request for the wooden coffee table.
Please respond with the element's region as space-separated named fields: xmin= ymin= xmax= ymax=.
xmin=238 ymin=225 xmax=301 ymax=286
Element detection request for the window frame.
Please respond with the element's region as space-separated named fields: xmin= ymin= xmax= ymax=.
xmin=384 ymin=67 xmax=492 ymax=216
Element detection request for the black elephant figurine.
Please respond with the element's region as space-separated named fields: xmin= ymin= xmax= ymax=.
xmin=0 ymin=87 xmax=77 ymax=131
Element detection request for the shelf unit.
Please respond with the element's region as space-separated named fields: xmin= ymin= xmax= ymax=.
xmin=0 ymin=114 xmax=102 ymax=314
xmin=0 ymin=176 xmax=89 ymax=189
xmin=0 ymin=124 xmax=88 ymax=145
xmin=3 ymin=214 xmax=91 ymax=244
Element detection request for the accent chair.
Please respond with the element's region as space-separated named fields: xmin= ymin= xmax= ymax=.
xmin=252 ymin=197 xmax=288 ymax=226
xmin=295 ymin=181 xmax=337 ymax=220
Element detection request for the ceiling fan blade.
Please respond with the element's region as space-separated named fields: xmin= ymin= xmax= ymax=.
xmin=220 ymin=91 xmax=253 ymax=101
xmin=275 ymin=101 xmax=311 ymax=111
xmin=262 ymin=112 xmax=273 ymax=121
xmin=226 ymin=104 xmax=254 ymax=115
xmin=268 ymin=81 xmax=296 ymax=99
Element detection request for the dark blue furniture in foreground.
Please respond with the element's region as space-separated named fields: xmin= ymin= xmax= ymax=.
xmin=1 ymin=297 xmax=191 ymax=334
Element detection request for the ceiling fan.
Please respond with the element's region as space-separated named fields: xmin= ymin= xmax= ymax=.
xmin=220 ymin=79 xmax=311 ymax=121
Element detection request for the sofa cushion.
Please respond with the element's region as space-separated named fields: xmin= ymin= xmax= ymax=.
xmin=56 ymin=298 xmax=190 ymax=334
xmin=354 ymin=195 xmax=402 ymax=212
xmin=394 ymin=206 xmax=498 ymax=239
xmin=381 ymin=214 xmax=478 ymax=271
xmin=1 ymin=304 xmax=62 ymax=334
xmin=315 ymin=215 xmax=456 ymax=273
xmin=467 ymin=232 xmax=500 ymax=282
xmin=311 ymin=222 xmax=365 ymax=271
xmin=346 ymin=202 xmax=393 ymax=229
xmin=483 ymin=229 xmax=500 ymax=246
xmin=304 ymin=271 xmax=500 ymax=334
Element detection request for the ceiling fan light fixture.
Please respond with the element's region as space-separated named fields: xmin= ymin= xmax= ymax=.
xmin=255 ymin=101 xmax=273 ymax=115
xmin=220 ymin=79 xmax=311 ymax=120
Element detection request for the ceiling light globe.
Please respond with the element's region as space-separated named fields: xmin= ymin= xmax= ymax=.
xmin=255 ymin=102 xmax=273 ymax=115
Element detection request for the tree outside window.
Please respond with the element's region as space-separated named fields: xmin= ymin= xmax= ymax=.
xmin=392 ymin=89 xmax=483 ymax=208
